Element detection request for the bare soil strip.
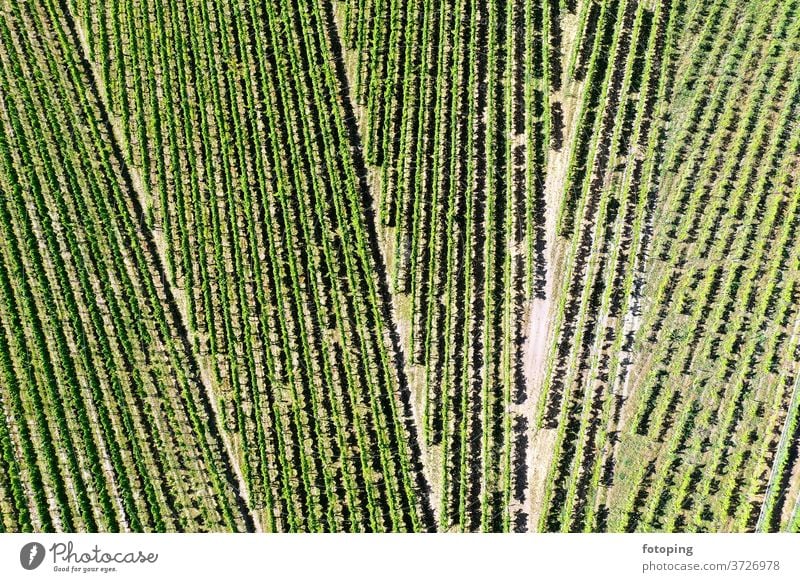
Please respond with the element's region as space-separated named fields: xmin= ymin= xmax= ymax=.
xmin=519 ymin=9 xmax=585 ymax=530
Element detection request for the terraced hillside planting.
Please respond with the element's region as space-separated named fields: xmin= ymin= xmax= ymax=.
xmin=0 ymin=0 xmax=797 ymax=532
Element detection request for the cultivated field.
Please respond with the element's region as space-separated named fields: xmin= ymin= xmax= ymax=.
xmin=0 ymin=0 xmax=797 ymax=532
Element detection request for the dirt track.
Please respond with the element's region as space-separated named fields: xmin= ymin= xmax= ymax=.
xmin=519 ymin=10 xmax=586 ymax=528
